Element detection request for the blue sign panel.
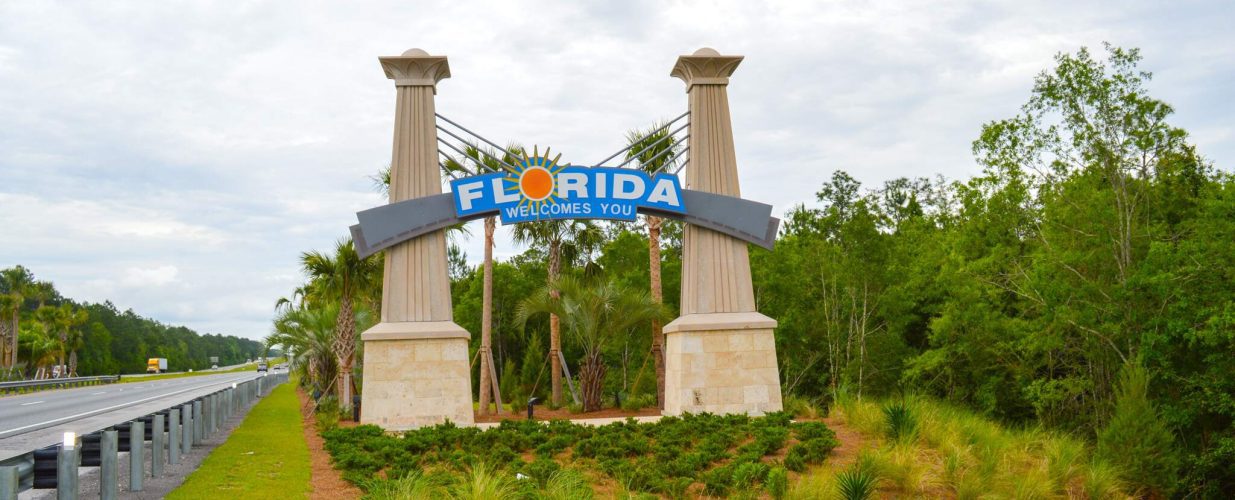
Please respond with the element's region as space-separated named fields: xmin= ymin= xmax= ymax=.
xmin=450 ymin=157 xmax=685 ymax=224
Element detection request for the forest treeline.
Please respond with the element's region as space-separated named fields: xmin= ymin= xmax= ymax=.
xmin=0 ymin=265 xmax=265 ymax=376
xmin=273 ymin=45 xmax=1232 ymax=496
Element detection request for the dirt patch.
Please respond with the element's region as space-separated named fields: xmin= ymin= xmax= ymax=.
xmin=822 ymin=415 xmax=867 ymax=468
xmin=474 ymin=405 xmax=661 ymax=423
xmin=298 ymin=388 xmax=363 ymax=500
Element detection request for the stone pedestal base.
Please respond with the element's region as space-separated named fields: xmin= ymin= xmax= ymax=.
xmin=359 ymin=321 xmax=474 ymax=429
xmin=662 ymin=312 xmax=783 ymax=416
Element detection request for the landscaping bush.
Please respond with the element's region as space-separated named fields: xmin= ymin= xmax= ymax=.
xmin=766 ymin=466 xmax=789 ymax=499
xmin=322 ymin=412 xmax=838 ymax=497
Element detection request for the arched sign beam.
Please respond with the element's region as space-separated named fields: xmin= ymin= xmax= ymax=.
xmin=351 ymin=187 xmax=779 ymax=259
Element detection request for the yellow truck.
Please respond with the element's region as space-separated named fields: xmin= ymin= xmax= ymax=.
xmin=146 ymin=358 xmax=168 ymax=373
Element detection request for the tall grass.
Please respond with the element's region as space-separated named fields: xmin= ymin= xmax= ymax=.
xmin=823 ymin=394 xmax=1132 ymax=498
xmin=450 ymin=463 xmax=518 ymax=500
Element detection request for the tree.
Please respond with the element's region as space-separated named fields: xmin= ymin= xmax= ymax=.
xmin=511 ymin=197 xmax=603 ymax=406
xmin=300 ymin=238 xmax=380 ymax=415
xmin=442 ymin=144 xmax=523 ymax=416
xmin=0 ymin=265 xmax=35 ymax=370
xmin=518 ymin=276 xmax=668 ymax=411
xmin=268 ymin=303 xmax=342 ymax=396
xmin=1096 ymin=362 xmax=1179 ymax=496
xmin=624 ymin=124 xmax=682 ymax=408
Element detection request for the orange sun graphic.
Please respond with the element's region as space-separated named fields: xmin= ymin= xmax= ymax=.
xmin=502 ymin=146 xmax=567 ymax=218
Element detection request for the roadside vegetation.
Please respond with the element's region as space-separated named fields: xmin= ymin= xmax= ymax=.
xmin=276 ymin=43 xmax=1235 ymax=496
xmin=119 ymin=357 xmax=286 ymax=383
xmin=321 ymin=411 xmax=834 ymax=499
xmin=0 ymin=265 xmax=264 ymax=380
xmin=169 ymin=377 xmax=310 ymax=499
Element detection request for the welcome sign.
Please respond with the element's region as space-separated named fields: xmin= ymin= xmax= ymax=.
xmin=450 ymin=156 xmax=685 ymax=224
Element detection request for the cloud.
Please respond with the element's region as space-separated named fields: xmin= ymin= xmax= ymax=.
xmin=1 ymin=0 xmax=1231 ymax=339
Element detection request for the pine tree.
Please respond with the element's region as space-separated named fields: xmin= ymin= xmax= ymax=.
xmin=1096 ymin=362 xmax=1180 ymax=496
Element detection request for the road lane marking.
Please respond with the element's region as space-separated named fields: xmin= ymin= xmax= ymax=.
xmin=20 ymin=401 xmax=44 ymax=406
xmin=90 ymin=391 xmax=107 ymax=395
xmin=0 ymin=373 xmax=255 ymax=437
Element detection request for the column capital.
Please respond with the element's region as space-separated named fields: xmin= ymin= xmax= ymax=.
xmin=379 ymin=48 xmax=451 ymax=88
xmin=670 ymin=47 xmax=743 ymax=91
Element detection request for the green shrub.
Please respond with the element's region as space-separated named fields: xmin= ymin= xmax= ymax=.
xmin=621 ymin=393 xmax=657 ymax=411
xmin=1095 ymin=362 xmax=1179 ymax=496
xmin=701 ymin=465 xmax=734 ymax=497
xmin=836 ymin=464 xmax=879 ymax=500
xmin=785 ymin=434 xmax=840 ymax=472
xmin=882 ymin=400 xmax=918 ymax=444
xmin=315 ymin=395 xmax=340 ymax=432
xmin=791 ymin=421 xmax=836 ymax=441
xmin=733 ymin=461 xmax=770 ymax=488
xmin=765 ymin=466 xmax=789 ymax=500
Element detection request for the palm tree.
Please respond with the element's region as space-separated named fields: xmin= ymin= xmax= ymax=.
xmin=518 ymin=276 xmax=668 ymax=411
xmin=624 ymin=124 xmax=682 ymax=408
xmin=0 ymin=293 xmax=20 ymax=373
xmin=511 ymin=218 xmax=604 ymax=406
xmin=20 ymin=322 xmax=59 ymax=379
xmin=443 ymin=144 xmax=522 ymax=416
xmin=65 ymin=307 xmax=89 ymax=376
xmin=268 ymin=303 xmax=342 ymax=396
xmin=1 ymin=266 xmax=35 ymax=370
xmin=300 ymin=238 xmax=380 ymax=415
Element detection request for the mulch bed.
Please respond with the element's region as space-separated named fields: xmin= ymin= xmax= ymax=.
xmin=474 ymin=405 xmax=663 ymax=423
xmin=298 ymin=388 xmax=363 ymax=500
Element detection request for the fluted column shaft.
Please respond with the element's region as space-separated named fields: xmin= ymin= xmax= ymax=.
xmin=677 ymin=56 xmax=756 ymax=315
xmin=381 ymin=84 xmax=453 ymax=322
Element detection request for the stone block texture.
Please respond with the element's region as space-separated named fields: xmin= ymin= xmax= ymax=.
xmin=663 ymin=328 xmax=783 ymax=416
xmin=360 ymin=336 xmax=474 ymax=429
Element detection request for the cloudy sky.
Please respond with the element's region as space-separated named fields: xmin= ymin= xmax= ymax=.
xmin=1 ymin=0 xmax=1231 ymax=340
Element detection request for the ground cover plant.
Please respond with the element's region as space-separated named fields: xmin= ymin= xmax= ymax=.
xmin=322 ymin=412 xmax=835 ymax=498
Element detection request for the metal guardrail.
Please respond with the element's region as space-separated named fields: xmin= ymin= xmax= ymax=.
xmin=0 ymin=376 xmax=120 ymax=395
xmin=0 ymin=371 xmax=289 ymax=499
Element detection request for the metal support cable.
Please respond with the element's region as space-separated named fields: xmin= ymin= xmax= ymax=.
xmin=615 ymin=121 xmax=690 ymax=168
xmin=643 ymin=134 xmax=688 ymax=173
xmin=438 ymin=162 xmax=463 ymax=180
xmin=435 ymin=114 xmax=524 ymax=167
xmin=670 ymin=148 xmax=691 ymax=175
xmin=435 ymin=126 xmax=520 ymax=174
xmin=437 ymin=149 xmax=481 ymax=176
xmin=591 ymin=111 xmax=690 ymax=167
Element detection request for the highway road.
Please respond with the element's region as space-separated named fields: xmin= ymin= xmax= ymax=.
xmin=0 ymin=371 xmax=267 ymax=461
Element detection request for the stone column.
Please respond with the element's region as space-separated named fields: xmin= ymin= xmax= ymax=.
xmin=359 ymin=48 xmax=474 ymax=429
xmin=662 ymin=48 xmax=783 ymax=416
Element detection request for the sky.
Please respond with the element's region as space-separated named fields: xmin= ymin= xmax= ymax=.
xmin=1 ymin=0 xmax=1232 ymax=340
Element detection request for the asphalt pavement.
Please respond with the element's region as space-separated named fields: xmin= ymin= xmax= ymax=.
xmin=0 ymin=371 xmax=263 ymax=462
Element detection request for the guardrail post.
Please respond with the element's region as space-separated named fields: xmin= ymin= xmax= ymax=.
xmin=1 ymin=465 xmax=18 ymax=500
xmin=57 ymin=433 xmax=78 ymax=500
xmin=101 ymin=430 xmax=117 ymax=500
xmin=128 ymin=421 xmax=143 ymax=491
xmin=180 ymin=404 xmax=192 ymax=455
xmin=151 ymin=414 xmax=164 ymax=476
xmin=192 ymin=400 xmax=202 ymax=444
xmin=202 ymin=396 xmax=211 ymax=438
xmin=168 ymin=408 xmax=180 ymax=465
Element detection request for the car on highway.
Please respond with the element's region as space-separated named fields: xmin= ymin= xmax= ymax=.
xmin=257 ymin=361 xmax=268 ymax=372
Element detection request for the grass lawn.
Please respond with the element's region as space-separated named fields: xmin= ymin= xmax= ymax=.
xmin=168 ymin=376 xmax=310 ymax=500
